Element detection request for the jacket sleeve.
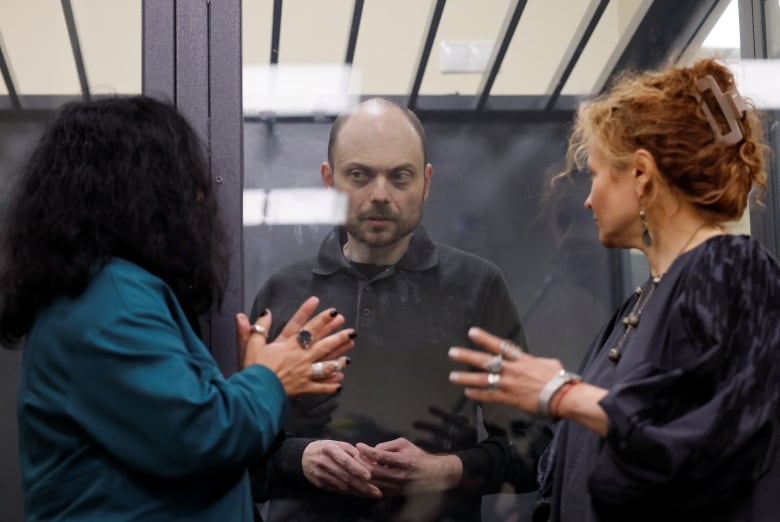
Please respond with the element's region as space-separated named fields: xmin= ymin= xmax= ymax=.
xmin=65 ymin=285 xmax=288 ymax=479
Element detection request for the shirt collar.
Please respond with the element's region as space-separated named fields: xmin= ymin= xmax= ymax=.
xmin=313 ymin=225 xmax=439 ymax=275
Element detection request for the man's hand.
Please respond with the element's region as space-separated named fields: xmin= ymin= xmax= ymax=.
xmin=356 ymin=437 xmax=463 ymax=496
xmin=302 ymin=440 xmax=382 ymax=498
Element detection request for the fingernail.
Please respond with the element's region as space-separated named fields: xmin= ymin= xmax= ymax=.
xmin=345 ymin=357 xmax=352 ymax=365
xmin=259 ymin=309 xmax=269 ymax=317
xmin=348 ymin=330 xmax=358 ymax=339
xmin=449 ymin=372 xmax=458 ymax=381
xmin=329 ymin=308 xmax=339 ymax=317
xmin=336 ymin=385 xmax=342 ymax=393
xmin=448 ymin=347 xmax=459 ymax=357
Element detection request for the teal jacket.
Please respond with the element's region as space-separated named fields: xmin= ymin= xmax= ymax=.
xmin=18 ymin=258 xmax=287 ymax=521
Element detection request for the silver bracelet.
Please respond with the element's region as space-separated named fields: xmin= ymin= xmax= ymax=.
xmin=537 ymin=370 xmax=582 ymax=418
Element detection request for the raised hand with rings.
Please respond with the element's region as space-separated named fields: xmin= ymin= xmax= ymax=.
xmin=236 ymin=296 xmax=356 ymax=397
xmin=448 ymin=327 xmax=564 ymax=414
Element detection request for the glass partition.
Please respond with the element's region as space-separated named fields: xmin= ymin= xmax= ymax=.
xmin=239 ymin=2 xmax=663 ymax=520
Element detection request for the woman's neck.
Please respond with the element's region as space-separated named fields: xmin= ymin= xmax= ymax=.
xmin=644 ymin=220 xmax=725 ymax=277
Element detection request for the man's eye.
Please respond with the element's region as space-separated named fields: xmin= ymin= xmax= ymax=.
xmin=349 ymin=171 xmax=368 ymax=181
xmin=391 ymin=172 xmax=412 ymax=183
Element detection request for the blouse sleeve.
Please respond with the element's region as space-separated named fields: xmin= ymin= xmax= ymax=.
xmin=591 ymin=237 xmax=780 ymax=509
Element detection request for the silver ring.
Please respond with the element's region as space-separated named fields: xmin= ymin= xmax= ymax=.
xmin=483 ymin=355 xmax=503 ymax=373
xmin=297 ymin=329 xmax=313 ymax=349
xmin=311 ymin=362 xmax=325 ymax=380
xmin=250 ymin=324 xmax=268 ymax=338
xmin=486 ymin=373 xmax=501 ymax=389
xmin=499 ymin=340 xmax=523 ymax=361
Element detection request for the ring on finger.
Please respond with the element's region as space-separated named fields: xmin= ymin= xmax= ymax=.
xmin=499 ymin=340 xmax=523 ymax=361
xmin=486 ymin=373 xmax=501 ymax=389
xmin=311 ymin=362 xmax=325 ymax=380
xmin=483 ymin=355 xmax=503 ymax=373
xmin=297 ymin=329 xmax=313 ymax=349
xmin=250 ymin=324 xmax=268 ymax=338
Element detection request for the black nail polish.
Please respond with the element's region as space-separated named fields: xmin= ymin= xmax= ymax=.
xmin=329 ymin=309 xmax=339 ymax=317
xmin=336 ymin=385 xmax=342 ymax=393
xmin=348 ymin=330 xmax=358 ymax=339
xmin=345 ymin=357 xmax=352 ymax=365
xmin=259 ymin=309 xmax=268 ymax=317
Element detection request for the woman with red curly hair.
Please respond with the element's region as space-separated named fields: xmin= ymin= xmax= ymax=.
xmin=449 ymin=58 xmax=780 ymax=521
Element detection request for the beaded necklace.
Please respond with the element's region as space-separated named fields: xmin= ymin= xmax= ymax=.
xmin=607 ymin=275 xmax=660 ymax=362
xmin=607 ymin=223 xmax=714 ymax=363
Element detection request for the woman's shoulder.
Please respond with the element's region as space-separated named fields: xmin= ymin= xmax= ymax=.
xmin=688 ymin=233 xmax=779 ymax=280
xmin=666 ymin=234 xmax=778 ymax=331
xmin=88 ymin=258 xmax=172 ymax=311
xmin=701 ymin=233 xmax=775 ymax=258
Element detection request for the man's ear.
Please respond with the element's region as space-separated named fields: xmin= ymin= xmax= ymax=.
xmin=321 ymin=161 xmax=333 ymax=188
xmin=632 ymin=149 xmax=657 ymax=198
xmin=423 ymin=163 xmax=433 ymax=200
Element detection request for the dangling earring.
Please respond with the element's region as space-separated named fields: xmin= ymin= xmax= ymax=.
xmin=639 ymin=208 xmax=652 ymax=247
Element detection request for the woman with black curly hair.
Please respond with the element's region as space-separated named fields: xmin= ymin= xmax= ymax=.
xmin=0 ymin=96 xmax=354 ymax=521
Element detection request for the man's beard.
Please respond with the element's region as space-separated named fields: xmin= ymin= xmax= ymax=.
xmin=345 ymin=203 xmax=423 ymax=248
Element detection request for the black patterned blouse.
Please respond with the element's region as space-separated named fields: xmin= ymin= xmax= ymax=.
xmin=535 ymin=234 xmax=780 ymax=522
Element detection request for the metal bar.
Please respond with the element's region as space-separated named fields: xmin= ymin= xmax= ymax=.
xmin=738 ymin=0 xmax=767 ymax=59
xmin=208 ymin=0 xmax=244 ymax=375
xmin=739 ymin=0 xmax=777 ymax=257
xmin=544 ymin=0 xmax=609 ymax=110
xmin=0 ymin=31 xmax=20 ymax=110
xmin=270 ymin=0 xmax=282 ymax=64
xmin=407 ymin=0 xmax=446 ymax=110
xmin=142 ymin=0 xmax=176 ymax=101
xmin=173 ymin=0 xmax=212 ymax=348
xmin=61 ymin=0 xmax=90 ymax=100
xmin=607 ymin=0 xmax=719 ymax=80
xmin=175 ymin=0 xmax=209 ymax=145
xmin=345 ymin=0 xmax=364 ymax=64
xmin=475 ymin=0 xmax=527 ymax=111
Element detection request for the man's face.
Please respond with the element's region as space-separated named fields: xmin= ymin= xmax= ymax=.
xmin=324 ymin=107 xmax=431 ymax=249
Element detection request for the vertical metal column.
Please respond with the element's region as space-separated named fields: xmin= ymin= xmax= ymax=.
xmin=208 ymin=0 xmax=244 ymax=375
xmin=142 ymin=0 xmax=244 ymax=375
xmin=740 ymin=0 xmax=778 ymax=257
xmin=142 ymin=0 xmax=175 ymax=101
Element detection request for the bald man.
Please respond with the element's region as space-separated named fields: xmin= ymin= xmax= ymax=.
xmin=251 ymin=98 xmax=548 ymax=521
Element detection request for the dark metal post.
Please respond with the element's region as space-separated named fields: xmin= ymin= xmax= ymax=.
xmin=143 ymin=0 xmax=244 ymax=375
xmin=740 ymin=0 xmax=778 ymax=257
xmin=209 ymin=0 xmax=244 ymax=375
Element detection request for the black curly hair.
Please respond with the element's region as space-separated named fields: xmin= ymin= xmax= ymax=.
xmin=0 ymin=95 xmax=228 ymax=346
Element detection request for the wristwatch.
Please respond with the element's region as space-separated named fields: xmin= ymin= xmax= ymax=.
xmin=537 ymin=370 xmax=582 ymax=418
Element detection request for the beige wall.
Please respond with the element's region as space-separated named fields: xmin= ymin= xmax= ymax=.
xmin=0 ymin=0 xmax=650 ymax=98
xmin=242 ymin=0 xmax=649 ymax=97
xmin=0 ymin=0 xmax=141 ymax=96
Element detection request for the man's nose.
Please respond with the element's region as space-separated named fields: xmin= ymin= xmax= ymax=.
xmin=369 ymin=178 xmax=390 ymax=202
